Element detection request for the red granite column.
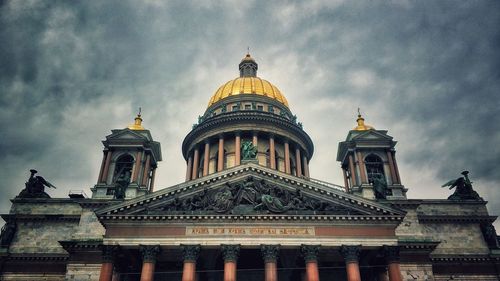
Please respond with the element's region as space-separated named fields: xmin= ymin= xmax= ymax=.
xmin=142 ymin=154 xmax=151 ymax=186
xmin=181 ymin=245 xmax=201 ymax=281
xmin=101 ymin=151 xmax=113 ymax=183
xmin=386 ymin=150 xmax=398 ymax=184
xmin=383 ymin=246 xmax=403 ymax=281
xmin=191 ymin=147 xmax=200 ymax=180
xmin=97 ymin=152 xmax=106 ymax=183
xmin=284 ymin=140 xmax=291 ymax=174
xmin=185 ymin=154 xmax=193 ymax=181
xmin=340 ymin=245 xmax=361 ymax=281
xmin=132 ymin=151 xmax=142 ymax=183
xmin=139 ymin=245 xmax=160 ymax=281
xmin=203 ymin=141 xmax=210 ymax=176
xmin=303 ymin=155 xmax=310 ymax=178
xmin=269 ymin=135 xmax=276 ymax=169
xmin=218 ymin=135 xmax=225 ymax=172
xmin=235 ymin=133 xmax=241 ymax=166
xmin=301 ymin=245 xmax=320 ymax=281
xmin=343 ymin=169 xmax=349 ymax=191
xmin=348 ymin=154 xmax=357 ymax=186
xmin=356 ymin=151 xmax=367 ymax=184
xmin=221 ymin=244 xmax=240 ymax=281
xmin=261 ymin=245 xmax=280 ymax=281
xmin=99 ymin=245 xmax=118 ymax=281
xmin=295 ymin=148 xmax=302 ymax=177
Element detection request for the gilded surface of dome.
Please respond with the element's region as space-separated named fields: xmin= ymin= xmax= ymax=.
xmin=207 ymin=77 xmax=289 ymax=108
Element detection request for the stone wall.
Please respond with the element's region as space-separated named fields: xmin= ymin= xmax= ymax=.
xmin=65 ymin=263 xmax=102 ymax=281
xmin=400 ymin=263 xmax=434 ymax=281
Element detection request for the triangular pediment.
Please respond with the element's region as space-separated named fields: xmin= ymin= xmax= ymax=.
xmin=351 ymin=130 xmax=392 ymax=141
xmin=96 ymin=163 xmax=405 ymax=219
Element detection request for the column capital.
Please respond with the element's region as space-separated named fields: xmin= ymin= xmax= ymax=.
xmin=140 ymin=245 xmax=161 ymax=263
xmin=340 ymin=245 xmax=361 ymax=263
xmin=101 ymin=245 xmax=119 ymax=262
xmin=182 ymin=244 xmax=201 ymax=262
xmin=221 ymin=244 xmax=240 ymax=262
xmin=382 ymin=245 xmax=400 ymax=263
xmin=261 ymin=244 xmax=280 ymax=262
xmin=301 ymin=244 xmax=320 ymax=262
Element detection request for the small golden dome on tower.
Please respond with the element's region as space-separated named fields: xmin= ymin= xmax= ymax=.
xmin=353 ymin=110 xmax=374 ymax=131
xmin=128 ymin=108 xmax=145 ymax=130
xmin=241 ymin=53 xmax=255 ymax=62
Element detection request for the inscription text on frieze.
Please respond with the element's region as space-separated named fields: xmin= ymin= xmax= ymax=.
xmin=186 ymin=226 xmax=315 ymax=236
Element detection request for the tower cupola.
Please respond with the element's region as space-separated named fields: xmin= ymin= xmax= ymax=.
xmin=239 ymin=53 xmax=258 ymax=77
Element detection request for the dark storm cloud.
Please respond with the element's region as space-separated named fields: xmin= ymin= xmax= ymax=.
xmin=0 ymin=1 xmax=499 ymax=225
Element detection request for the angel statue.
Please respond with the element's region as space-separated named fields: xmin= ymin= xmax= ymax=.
xmin=17 ymin=169 xmax=57 ymax=198
xmin=441 ymin=171 xmax=482 ymax=201
xmin=241 ymin=140 xmax=257 ymax=160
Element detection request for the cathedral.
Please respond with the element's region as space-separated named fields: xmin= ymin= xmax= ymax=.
xmin=0 ymin=54 xmax=499 ymax=281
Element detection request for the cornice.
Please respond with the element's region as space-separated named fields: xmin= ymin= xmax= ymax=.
xmin=1 ymin=214 xmax=81 ymax=222
xmin=417 ymin=215 xmax=496 ymax=224
xmin=6 ymin=254 xmax=69 ymax=261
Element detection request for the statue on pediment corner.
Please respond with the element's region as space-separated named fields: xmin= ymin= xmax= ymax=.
xmin=17 ymin=169 xmax=57 ymax=199
xmin=442 ymin=171 xmax=482 ymax=201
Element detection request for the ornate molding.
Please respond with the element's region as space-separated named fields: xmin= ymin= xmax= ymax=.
xmin=382 ymin=245 xmax=400 ymax=263
xmin=101 ymin=245 xmax=119 ymax=262
xmin=182 ymin=244 xmax=201 ymax=262
xmin=140 ymin=245 xmax=160 ymax=263
xmin=301 ymin=244 xmax=320 ymax=262
xmin=261 ymin=244 xmax=280 ymax=262
xmin=221 ymin=244 xmax=240 ymax=262
xmin=417 ymin=215 xmax=496 ymax=224
xmin=340 ymin=245 xmax=361 ymax=263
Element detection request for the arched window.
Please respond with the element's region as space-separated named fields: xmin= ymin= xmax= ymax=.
xmin=113 ymin=154 xmax=134 ymax=183
xmin=290 ymin=157 xmax=297 ymax=176
xmin=365 ymin=154 xmax=384 ymax=184
xmin=198 ymin=155 xmax=205 ymax=178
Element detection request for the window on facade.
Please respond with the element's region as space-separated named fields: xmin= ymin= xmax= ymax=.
xmin=244 ymin=104 xmax=251 ymax=110
xmin=365 ymin=154 xmax=385 ymax=183
xmin=257 ymin=105 xmax=264 ymax=111
xmin=232 ymin=105 xmax=239 ymax=111
xmin=112 ymin=154 xmax=134 ymax=183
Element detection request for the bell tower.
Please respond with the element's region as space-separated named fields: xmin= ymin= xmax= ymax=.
xmin=91 ymin=111 xmax=162 ymax=199
xmin=336 ymin=112 xmax=406 ymax=200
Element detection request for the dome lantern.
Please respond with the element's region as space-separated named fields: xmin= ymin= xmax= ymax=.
xmin=239 ymin=53 xmax=258 ymax=77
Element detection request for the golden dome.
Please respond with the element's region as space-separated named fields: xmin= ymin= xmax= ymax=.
xmin=353 ymin=112 xmax=374 ymax=131
xmin=208 ymin=76 xmax=289 ymax=108
xmin=128 ymin=109 xmax=145 ymax=130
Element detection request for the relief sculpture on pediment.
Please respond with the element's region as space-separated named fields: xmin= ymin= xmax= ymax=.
xmin=158 ymin=176 xmax=361 ymax=215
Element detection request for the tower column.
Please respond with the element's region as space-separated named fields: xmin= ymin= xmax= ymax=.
xmin=139 ymin=245 xmax=160 ymax=281
xmin=303 ymin=155 xmax=310 ymax=178
xmin=142 ymin=154 xmax=151 ymax=186
xmin=348 ymin=154 xmax=357 ymax=186
xmin=301 ymin=245 xmax=320 ymax=281
xmin=186 ymin=154 xmax=193 ymax=181
xmin=218 ymin=135 xmax=225 ymax=172
xmin=343 ymin=169 xmax=349 ymax=191
xmin=261 ymin=245 xmax=280 ymax=281
xmin=149 ymin=168 xmax=156 ymax=191
xmin=295 ymin=148 xmax=302 ymax=177
xmin=284 ymin=140 xmax=291 ymax=174
xmin=99 ymin=246 xmax=118 ymax=281
xmin=341 ymin=245 xmax=361 ymax=281
xmin=386 ymin=150 xmax=398 ymax=184
xmin=221 ymin=244 xmax=240 ymax=281
xmin=383 ymin=246 xmax=403 ymax=281
xmin=269 ymin=135 xmax=276 ymax=169
xmin=356 ymin=151 xmax=368 ymax=184
xmin=97 ymin=152 xmax=106 ymax=183
xmin=132 ymin=151 xmax=143 ymax=183
xmin=101 ymin=151 xmax=113 ymax=184
xmin=235 ymin=133 xmax=241 ymax=166
xmin=181 ymin=245 xmax=201 ymax=281
xmin=252 ymin=132 xmax=258 ymax=146
xmin=192 ymin=147 xmax=200 ymax=180
xmin=392 ymin=151 xmax=401 ymax=184
xmin=203 ymin=141 xmax=210 ymax=176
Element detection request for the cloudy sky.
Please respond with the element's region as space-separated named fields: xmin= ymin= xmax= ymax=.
xmin=1 ymin=1 xmax=499 ymax=226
